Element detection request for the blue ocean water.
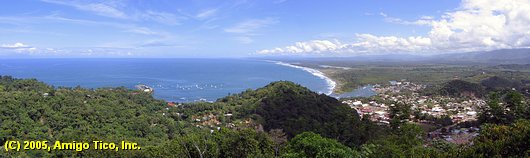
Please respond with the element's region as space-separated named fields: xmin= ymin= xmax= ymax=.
xmin=0 ymin=58 xmax=333 ymax=102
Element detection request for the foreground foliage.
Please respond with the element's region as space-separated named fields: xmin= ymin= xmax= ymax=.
xmin=0 ymin=76 xmax=528 ymax=157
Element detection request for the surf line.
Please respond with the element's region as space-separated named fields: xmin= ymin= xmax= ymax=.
xmin=266 ymin=60 xmax=336 ymax=95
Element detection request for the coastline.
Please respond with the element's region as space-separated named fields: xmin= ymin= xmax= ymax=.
xmin=317 ymin=68 xmax=347 ymax=93
xmin=267 ymin=60 xmax=337 ymax=95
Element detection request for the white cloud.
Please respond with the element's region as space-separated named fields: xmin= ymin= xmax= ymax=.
xmin=348 ymin=34 xmax=433 ymax=53
xmin=0 ymin=42 xmax=37 ymax=53
xmin=259 ymin=40 xmax=339 ymax=54
xmin=0 ymin=43 xmax=71 ymax=56
xmin=1 ymin=42 xmax=30 ymax=49
xmin=379 ymin=13 xmax=431 ymax=26
xmin=256 ymin=35 xmax=434 ymax=55
xmin=258 ymin=0 xmax=530 ymax=55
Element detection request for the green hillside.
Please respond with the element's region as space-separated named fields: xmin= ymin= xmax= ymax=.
xmin=219 ymin=81 xmax=364 ymax=146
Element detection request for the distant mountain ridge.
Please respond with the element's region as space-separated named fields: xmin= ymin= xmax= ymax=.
xmin=433 ymin=48 xmax=530 ymax=64
xmin=266 ymin=48 xmax=530 ymax=65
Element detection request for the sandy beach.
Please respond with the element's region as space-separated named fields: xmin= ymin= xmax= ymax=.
xmin=268 ymin=60 xmax=340 ymax=95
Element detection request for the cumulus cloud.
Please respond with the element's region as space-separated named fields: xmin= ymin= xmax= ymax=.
xmin=258 ymin=40 xmax=344 ymax=54
xmin=0 ymin=42 xmax=37 ymax=53
xmin=1 ymin=42 xmax=30 ymax=49
xmin=258 ymin=0 xmax=530 ymax=55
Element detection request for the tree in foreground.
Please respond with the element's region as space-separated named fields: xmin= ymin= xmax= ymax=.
xmin=282 ymin=132 xmax=358 ymax=158
xmin=462 ymin=119 xmax=530 ymax=158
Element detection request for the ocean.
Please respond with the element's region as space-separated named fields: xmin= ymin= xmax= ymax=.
xmin=0 ymin=58 xmax=342 ymax=102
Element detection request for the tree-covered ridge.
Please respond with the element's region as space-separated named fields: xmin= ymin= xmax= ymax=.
xmin=438 ymin=80 xmax=486 ymax=97
xmin=219 ymin=81 xmax=364 ymax=146
xmin=481 ymin=76 xmax=523 ymax=91
xmin=0 ymin=76 xmax=178 ymax=157
xmin=422 ymin=77 xmax=528 ymax=98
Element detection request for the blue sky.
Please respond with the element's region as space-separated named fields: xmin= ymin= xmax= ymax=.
xmin=1 ymin=0 xmax=529 ymax=58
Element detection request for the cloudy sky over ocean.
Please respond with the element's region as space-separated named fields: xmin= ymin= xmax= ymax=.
xmin=1 ymin=0 xmax=529 ymax=57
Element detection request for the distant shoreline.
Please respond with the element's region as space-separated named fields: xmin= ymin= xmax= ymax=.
xmin=266 ymin=60 xmax=337 ymax=95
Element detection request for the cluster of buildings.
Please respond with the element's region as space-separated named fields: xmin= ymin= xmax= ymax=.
xmin=342 ymin=99 xmax=391 ymax=124
xmin=342 ymin=81 xmax=488 ymax=144
xmin=342 ymin=81 xmax=486 ymax=125
xmin=378 ymin=81 xmax=426 ymax=93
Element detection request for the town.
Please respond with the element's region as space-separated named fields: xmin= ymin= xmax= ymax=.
xmin=341 ymin=81 xmax=486 ymax=144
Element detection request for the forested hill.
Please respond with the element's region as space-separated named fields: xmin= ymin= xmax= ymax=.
xmin=0 ymin=76 xmax=175 ymax=142
xmin=0 ymin=75 xmax=177 ymax=157
xmin=439 ymin=80 xmax=486 ymax=97
xmin=219 ymin=81 xmax=364 ymax=146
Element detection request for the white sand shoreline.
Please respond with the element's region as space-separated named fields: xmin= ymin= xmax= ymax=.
xmin=266 ymin=60 xmax=336 ymax=95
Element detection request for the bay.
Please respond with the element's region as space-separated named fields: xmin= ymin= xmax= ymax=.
xmin=0 ymin=58 xmax=332 ymax=102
